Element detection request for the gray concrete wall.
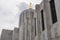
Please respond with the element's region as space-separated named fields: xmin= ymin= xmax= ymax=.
xmin=1 ymin=29 xmax=13 ymax=40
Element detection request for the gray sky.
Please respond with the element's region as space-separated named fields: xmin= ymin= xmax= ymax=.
xmin=0 ymin=0 xmax=42 ymax=35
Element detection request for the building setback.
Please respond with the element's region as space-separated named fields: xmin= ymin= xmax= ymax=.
xmin=1 ymin=29 xmax=13 ymax=40
xmin=35 ymin=2 xmax=48 ymax=40
xmin=12 ymin=28 xmax=19 ymax=40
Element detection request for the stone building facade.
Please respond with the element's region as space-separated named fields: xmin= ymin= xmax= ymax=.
xmin=35 ymin=2 xmax=48 ymax=40
xmin=1 ymin=29 xmax=13 ymax=40
xmin=19 ymin=9 xmax=36 ymax=40
xmin=19 ymin=0 xmax=60 ymax=40
xmin=35 ymin=0 xmax=60 ymax=40
xmin=1 ymin=0 xmax=60 ymax=40
xmin=12 ymin=28 xmax=19 ymax=40
xmin=43 ymin=0 xmax=60 ymax=40
xmin=19 ymin=2 xmax=48 ymax=40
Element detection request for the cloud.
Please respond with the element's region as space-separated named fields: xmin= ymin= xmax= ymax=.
xmin=0 ymin=0 xmax=42 ymax=36
xmin=0 ymin=0 xmax=19 ymax=35
xmin=16 ymin=2 xmax=29 ymax=18
xmin=17 ymin=2 xmax=29 ymax=11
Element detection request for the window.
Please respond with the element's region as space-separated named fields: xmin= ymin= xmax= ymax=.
xmin=41 ymin=10 xmax=45 ymax=31
xmin=50 ymin=0 xmax=57 ymax=24
xmin=34 ymin=18 xmax=36 ymax=36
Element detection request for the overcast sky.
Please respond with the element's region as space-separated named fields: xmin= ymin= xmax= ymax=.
xmin=0 ymin=0 xmax=42 ymax=35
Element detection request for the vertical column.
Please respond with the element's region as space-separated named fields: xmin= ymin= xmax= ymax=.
xmin=30 ymin=12 xmax=34 ymax=40
xmin=36 ymin=5 xmax=42 ymax=40
xmin=19 ymin=13 xmax=24 ymax=40
xmin=43 ymin=0 xmax=52 ymax=40
xmin=29 ymin=12 xmax=32 ymax=40
xmin=27 ymin=12 xmax=30 ymax=40
xmin=23 ymin=13 xmax=25 ymax=40
xmin=30 ymin=11 xmax=35 ymax=40
xmin=25 ymin=12 xmax=28 ymax=40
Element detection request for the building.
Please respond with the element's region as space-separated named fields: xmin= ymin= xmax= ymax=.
xmin=1 ymin=29 xmax=13 ymax=40
xmin=1 ymin=0 xmax=60 ymax=40
xmin=19 ymin=0 xmax=60 ymax=40
xmin=35 ymin=0 xmax=60 ymax=40
xmin=12 ymin=28 xmax=19 ymax=40
xmin=19 ymin=2 xmax=48 ymax=40
xmin=43 ymin=0 xmax=60 ymax=40
xmin=35 ymin=2 xmax=48 ymax=40
xmin=19 ymin=8 xmax=36 ymax=40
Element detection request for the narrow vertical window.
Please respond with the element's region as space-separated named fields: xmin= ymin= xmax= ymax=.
xmin=50 ymin=0 xmax=57 ymax=24
xmin=34 ymin=18 xmax=36 ymax=36
xmin=41 ymin=10 xmax=45 ymax=31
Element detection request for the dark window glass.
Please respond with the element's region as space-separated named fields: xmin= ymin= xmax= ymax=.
xmin=41 ymin=10 xmax=45 ymax=31
xmin=50 ymin=0 xmax=57 ymax=24
xmin=34 ymin=18 xmax=36 ymax=36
